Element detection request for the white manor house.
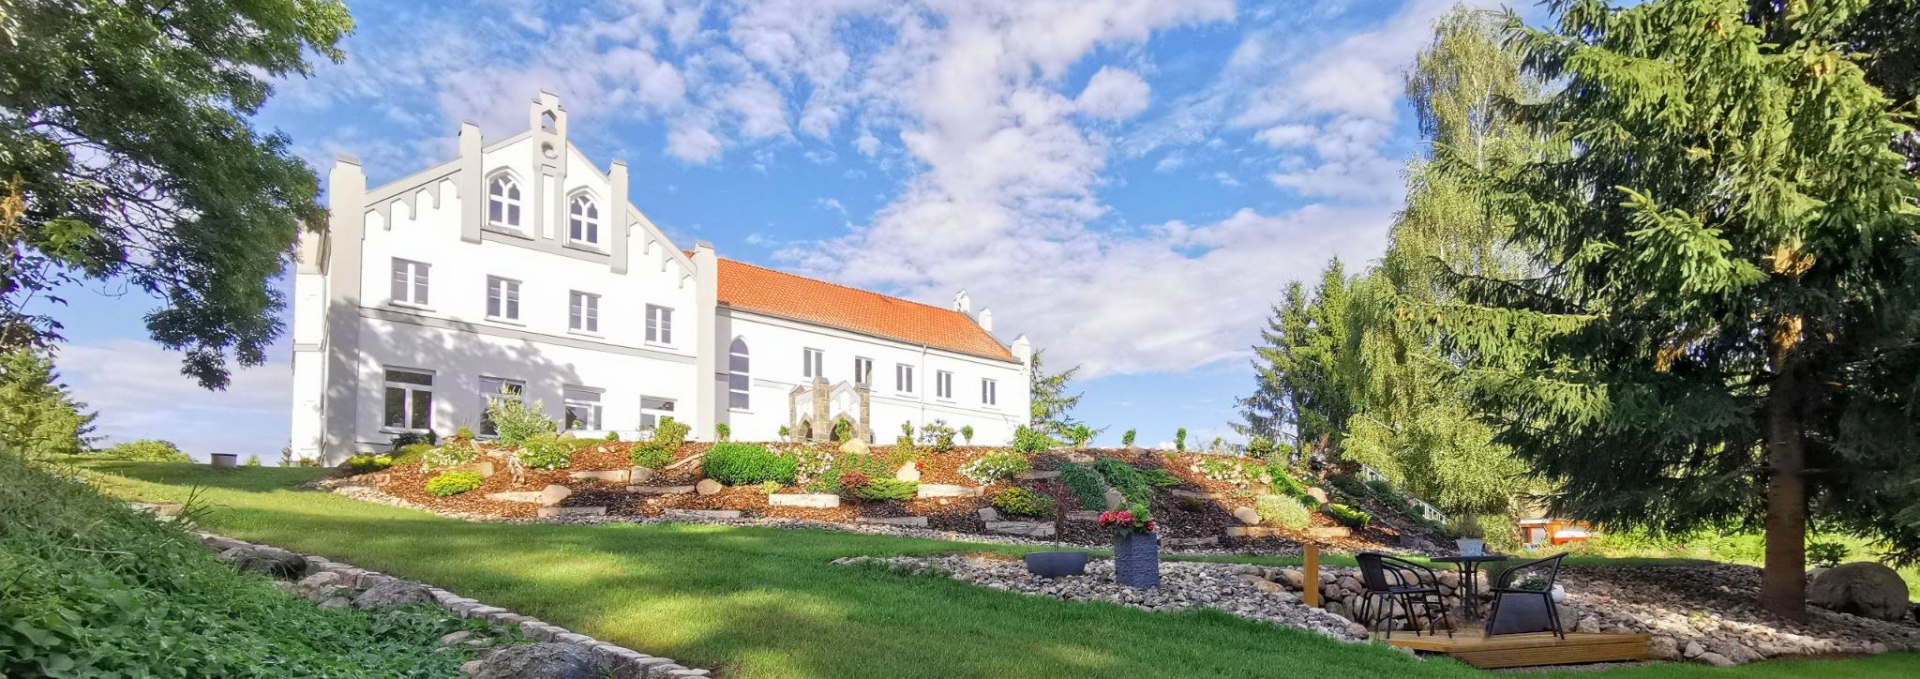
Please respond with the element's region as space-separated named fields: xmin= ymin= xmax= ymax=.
xmin=289 ymin=92 xmax=1033 ymax=463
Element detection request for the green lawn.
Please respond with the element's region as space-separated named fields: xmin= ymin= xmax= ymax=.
xmin=85 ymin=461 xmax=1920 ymax=679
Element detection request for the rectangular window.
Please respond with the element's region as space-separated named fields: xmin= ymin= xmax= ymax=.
xmin=569 ymin=291 xmax=599 ymax=333
xmin=853 ymin=357 xmax=874 ymax=388
xmin=802 ymin=348 xmax=824 ymax=379
xmin=645 ymin=305 xmax=673 ymax=344
xmin=564 ymin=387 xmax=603 ymax=431
xmin=936 ymin=370 xmax=953 ymax=399
xmin=895 ymin=364 xmax=914 ymax=394
xmin=982 ymin=378 xmax=997 ymax=406
xmin=477 ymin=376 xmax=524 ymax=437
xmin=382 ymin=368 xmax=433 ymax=430
xmin=486 ymin=276 xmax=520 ymax=321
xmin=640 ymin=396 xmax=676 ymax=431
xmin=390 ymin=259 xmax=430 ymax=306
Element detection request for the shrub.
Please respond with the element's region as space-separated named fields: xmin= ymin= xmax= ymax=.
xmin=630 ymin=443 xmax=673 ymax=470
xmin=702 ymin=443 xmax=797 ymax=486
xmin=918 ymin=420 xmax=956 ymax=452
xmin=244 ymin=455 xmax=261 ymax=467
xmin=959 ymin=424 xmax=974 ymax=445
xmin=759 ymin=480 xmax=783 ymax=494
xmin=1056 ymin=462 xmax=1108 ymax=510
xmin=894 ymin=435 xmax=915 ymax=459
xmin=1174 ymin=428 xmax=1187 ymax=451
xmin=991 ymin=486 xmax=1055 ymax=518
xmin=1121 ymin=429 xmax=1137 ymax=447
xmin=778 ymin=424 xmax=791 ymax=440
xmin=604 ymin=430 xmax=620 ymax=441
xmin=485 ymin=394 xmax=555 ymax=447
xmin=959 ymin=451 xmax=1030 ymax=484
xmin=1326 ymin=503 xmax=1371 ymax=530
xmin=1255 ymin=494 xmax=1313 ymax=530
xmin=832 ymin=418 xmax=853 ymax=441
xmin=101 ymin=439 xmax=189 ymax=462
xmin=420 ymin=440 xmax=477 ymax=472
xmin=1324 ymin=473 xmax=1369 ymax=500
xmin=1142 ymin=469 xmax=1182 ymax=488
xmin=837 ymin=470 xmax=872 ymax=494
xmin=344 ymin=454 xmax=394 ymax=473
xmin=854 ymin=478 xmax=917 ymax=501
xmin=1270 ymin=470 xmax=1313 ymax=502
xmin=651 ymin=416 xmax=690 ymax=451
xmin=1093 ymin=457 xmax=1150 ymax=504
xmin=715 ymin=422 xmax=731 ymax=442
xmin=1067 ymin=424 xmax=1095 ymax=449
xmin=900 ymin=421 xmax=915 ymax=438
xmin=1807 ymin=540 xmax=1850 ymax=568
xmin=426 ymin=470 xmax=484 ymax=497
xmin=516 ymin=433 xmax=574 ymax=470
xmin=1011 ymin=425 xmax=1054 ymax=454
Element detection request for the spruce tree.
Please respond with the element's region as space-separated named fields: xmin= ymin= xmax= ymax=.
xmin=1446 ymin=0 xmax=1920 ymax=615
xmin=0 ymin=349 xmax=96 ymax=459
xmin=1236 ymin=260 xmax=1354 ymax=456
xmin=1027 ymin=349 xmax=1083 ymax=439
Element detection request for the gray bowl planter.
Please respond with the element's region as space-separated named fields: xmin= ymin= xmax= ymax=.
xmin=1023 ymin=551 xmax=1090 ymax=578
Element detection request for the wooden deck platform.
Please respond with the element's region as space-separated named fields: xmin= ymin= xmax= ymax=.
xmin=1382 ymin=630 xmax=1651 ymax=669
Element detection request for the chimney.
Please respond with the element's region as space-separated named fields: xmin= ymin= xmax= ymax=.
xmin=977 ymin=307 xmax=993 ymax=332
xmin=954 ymin=289 xmax=971 ymax=314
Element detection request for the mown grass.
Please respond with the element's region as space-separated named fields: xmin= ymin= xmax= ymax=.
xmin=86 ymin=461 xmax=1920 ymax=679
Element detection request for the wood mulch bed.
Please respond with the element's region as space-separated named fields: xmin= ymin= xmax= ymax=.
xmin=352 ymin=442 xmax=1426 ymax=551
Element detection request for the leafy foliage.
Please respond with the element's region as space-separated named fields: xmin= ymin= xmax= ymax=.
xmin=344 ymin=454 xmax=394 ymax=474
xmin=1141 ymin=469 xmax=1182 ymax=488
xmin=101 ymin=439 xmax=188 ymax=463
xmin=0 ymin=0 xmax=353 ymax=387
xmin=484 ymin=393 xmax=553 ymax=448
xmin=1325 ymin=503 xmax=1371 ymax=530
xmin=0 ymin=450 xmax=488 ymax=677
xmin=0 ymin=349 xmax=95 ymax=459
xmin=990 ymin=486 xmax=1055 ymax=518
xmin=1807 ymin=540 xmax=1851 ymax=569
xmin=425 ymin=471 xmax=484 ymax=497
xmin=1093 ymin=458 xmax=1151 ymax=506
xmin=514 ymin=433 xmax=573 ymax=470
xmin=1120 ymin=429 xmax=1137 ymax=447
xmin=1234 ymin=262 xmax=1354 ymax=455
xmin=1010 ymin=425 xmax=1053 ymax=454
xmin=715 ymin=422 xmax=730 ymax=441
xmin=1055 ymin=462 xmax=1108 ymax=511
xmin=702 ymin=443 xmax=797 ymax=486
xmin=959 ymin=451 xmax=1030 ymax=484
xmin=1255 ymin=494 xmax=1313 ymax=530
xmin=1066 ymin=424 xmax=1096 ymax=448
xmin=651 ymin=416 xmax=690 ymax=450
xmin=853 ymin=478 xmax=917 ymax=501
xmin=630 ymin=443 xmax=673 ymax=470
xmin=958 ymin=425 xmax=974 ymax=445
xmin=1174 ymin=428 xmax=1186 ymax=452
xmin=918 ymin=420 xmax=956 ymax=452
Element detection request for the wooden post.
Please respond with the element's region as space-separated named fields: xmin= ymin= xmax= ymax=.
xmin=1303 ymin=543 xmax=1321 ymax=608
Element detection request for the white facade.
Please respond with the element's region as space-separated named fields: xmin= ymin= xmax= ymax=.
xmin=290 ymin=92 xmax=1031 ymax=463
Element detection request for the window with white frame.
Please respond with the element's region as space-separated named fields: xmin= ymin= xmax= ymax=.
xmin=802 ymin=348 xmax=824 ymax=379
xmin=936 ymin=370 xmax=953 ymax=399
xmin=728 ymin=338 xmax=750 ymax=410
xmin=981 ymin=378 xmax=997 ymax=406
xmin=853 ymin=357 xmax=874 ymax=388
xmin=564 ymin=387 xmax=603 ymax=431
xmin=645 ymin=305 xmax=673 ymax=344
xmin=477 ymin=376 xmax=524 ymax=437
xmin=390 ymin=259 xmax=429 ymax=306
xmin=895 ymin=364 xmax=914 ymax=394
xmin=640 ymin=396 xmax=676 ymax=431
xmin=569 ymin=291 xmax=599 ymax=333
xmin=567 ymin=194 xmax=600 ymax=246
xmin=486 ymin=173 xmax=522 ymax=229
xmin=382 ymin=368 xmax=433 ymax=431
xmin=486 ymin=276 xmax=520 ymax=321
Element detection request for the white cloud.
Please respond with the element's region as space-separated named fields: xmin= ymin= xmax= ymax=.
xmin=60 ymin=341 xmax=291 ymax=458
xmin=1075 ymin=66 xmax=1152 ymax=120
xmin=667 ymin=123 xmax=724 ymax=163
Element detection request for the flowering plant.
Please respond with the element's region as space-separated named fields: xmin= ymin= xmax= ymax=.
xmin=1098 ymin=505 xmax=1156 ymax=536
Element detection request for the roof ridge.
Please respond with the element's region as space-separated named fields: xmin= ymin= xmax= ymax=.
xmin=716 ymin=256 xmax=979 ymax=322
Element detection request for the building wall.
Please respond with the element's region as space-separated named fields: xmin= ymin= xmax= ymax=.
xmin=716 ymin=309 xmax=1030 ymax=445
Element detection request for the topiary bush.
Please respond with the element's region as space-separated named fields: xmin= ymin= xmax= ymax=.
xmin=958 ymin=450 xmax=1029 ymax=484
xmin=1255 ymin=493 xmax=1313 ymax=530
xmin=854 ymin=478 xmax=917 ymax=501
xmin=702 ymin=443 xmax=797 ymax=486
xmin=1056 ymin=462 xmax=1107 ymax=510
xmin=425 ymin=470 xmax=484 ymax=497
xmin=515 ymin=433 xmax=574 ymax=470
xmin=990 ymin=486 xmax=1055 ymax=518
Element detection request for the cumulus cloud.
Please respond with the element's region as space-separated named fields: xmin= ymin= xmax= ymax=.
xmin=667 ymin=123 xmax=724 ymax=163
xmin=1075 ymin=66 xmax=1152 ymax=120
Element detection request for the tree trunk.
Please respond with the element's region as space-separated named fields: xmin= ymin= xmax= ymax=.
xmin=1759 ymin=367 xmax=1808 ymax=618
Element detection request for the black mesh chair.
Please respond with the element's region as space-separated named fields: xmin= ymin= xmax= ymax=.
xmin=1484 ymin=553 xmax=1568 ymax=639
xmin=1354 ymin=552 xmax=1453 ymax=639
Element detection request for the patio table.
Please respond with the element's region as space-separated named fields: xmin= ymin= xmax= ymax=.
xmin=1430 ymin=554 xmax=1510 ymax=621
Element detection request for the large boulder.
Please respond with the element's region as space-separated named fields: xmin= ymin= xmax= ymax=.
xmin=471 ymin=643 xmax=603 ymax=679
xmin=1808 ymin=561 xmax=1911 ymax=621
xmin=352 ymin=579 xmax=434 ymax=610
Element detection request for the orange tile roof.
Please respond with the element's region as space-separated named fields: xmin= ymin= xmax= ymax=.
xmin=713 ymin=257 xmax=1016 ymax=362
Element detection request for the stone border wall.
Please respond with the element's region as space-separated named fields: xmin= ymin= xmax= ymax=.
xmin=197 ymin=532 xmax=714 ymax=678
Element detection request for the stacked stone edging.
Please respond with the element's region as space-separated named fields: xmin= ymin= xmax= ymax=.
xmin=196 ymin=532 xmax=713 ymax=678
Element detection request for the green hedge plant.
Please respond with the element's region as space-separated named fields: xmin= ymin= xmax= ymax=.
xmin=991 ymin=487 xmax=1055 ymax=518
xmin=854 ymin=478 xmax=917 ymax=501
xmin=702 ymin=443 xmax=798 ymax=486
xmin=426 ymin=471 xmax=484 ymax=497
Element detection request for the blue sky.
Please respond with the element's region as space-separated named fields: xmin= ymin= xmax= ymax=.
xmin=47 ymin=0 xmax=1518 ymax=457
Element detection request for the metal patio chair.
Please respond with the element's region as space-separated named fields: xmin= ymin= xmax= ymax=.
xmin=1354 ymin=551 xmax=1453 ymax=639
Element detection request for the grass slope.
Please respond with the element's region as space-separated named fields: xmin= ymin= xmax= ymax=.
xmin=87 ymin=461 xmax=1920 ymax=679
